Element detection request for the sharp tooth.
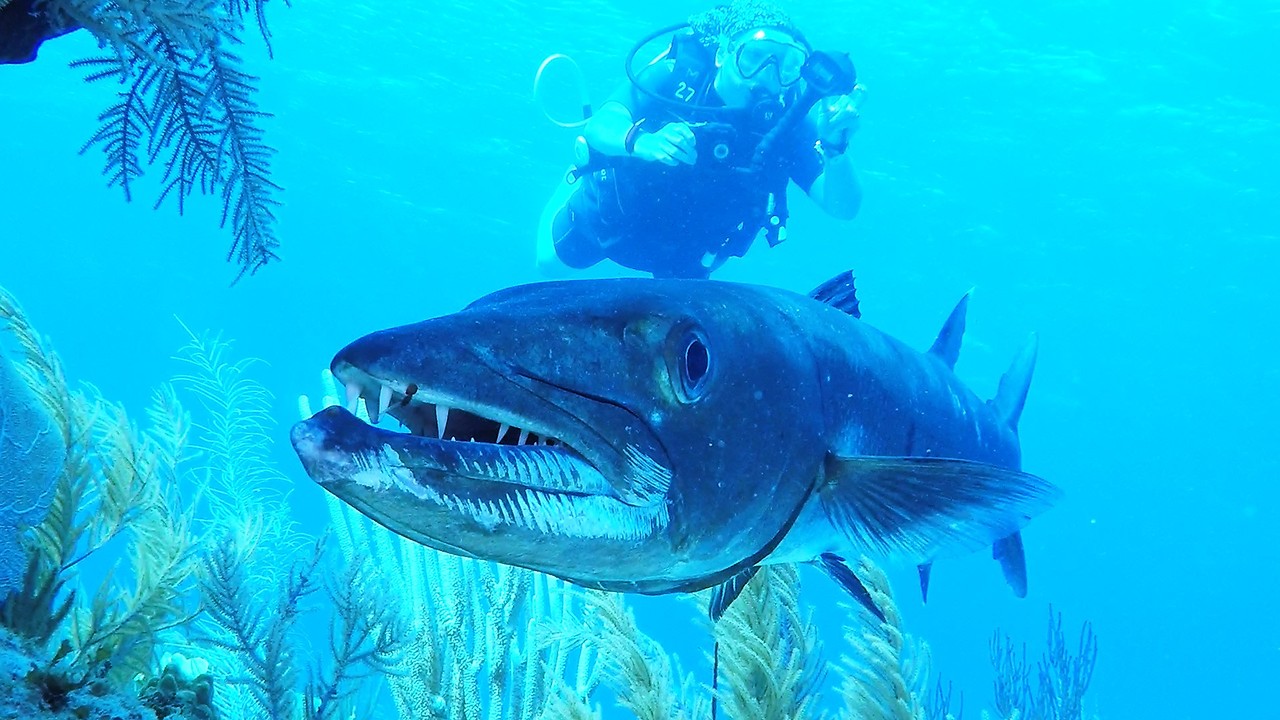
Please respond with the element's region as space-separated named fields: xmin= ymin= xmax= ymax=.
xmin=363 ymin=394 xmax=380 ymax=424
xmin=497 ymin=423 xmax=510 ymax=443
xmin=436 ymin=404 xmax=450 ymax=439
xmin=517 ymin=428 xmax=529 ymax=445
xmin=378 ymin=385 xmax=392 ymax=417
xmin=345 ymin=383 xmax=361 ymax=412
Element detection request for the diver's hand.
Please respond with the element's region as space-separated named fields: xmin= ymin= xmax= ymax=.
xmin=632 ymin=122 xmax=698 ymax=166
xmin=816 ymin=85 xmax=866 ymax=149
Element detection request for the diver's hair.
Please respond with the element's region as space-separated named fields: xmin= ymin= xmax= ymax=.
xmin=689 ymin=0 xmax=802 ymax=47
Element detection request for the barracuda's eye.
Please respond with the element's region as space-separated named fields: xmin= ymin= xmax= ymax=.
xmin=674 ymin=326 xmax=712 ymax=402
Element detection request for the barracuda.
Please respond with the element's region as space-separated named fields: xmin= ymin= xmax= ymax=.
xmin=290 ymin=272 xmax=1061 ymax=618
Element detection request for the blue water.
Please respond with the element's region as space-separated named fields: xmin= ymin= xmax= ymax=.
xmin=2 ymin=0 xmax=1277 ymax=718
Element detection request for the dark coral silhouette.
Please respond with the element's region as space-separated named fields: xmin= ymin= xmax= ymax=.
xmin=2 ymin=0 xmax=284 ymax=283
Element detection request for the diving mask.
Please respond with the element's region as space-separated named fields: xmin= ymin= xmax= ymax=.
xmin=734 ymin=30 xmax=808 ymax=88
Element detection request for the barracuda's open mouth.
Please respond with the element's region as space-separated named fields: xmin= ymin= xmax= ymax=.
xmin=292 ymin=365 xmax=671 ymax=542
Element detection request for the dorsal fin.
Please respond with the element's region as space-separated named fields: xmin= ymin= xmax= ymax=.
xmin=927 ymin=292 xmax=971 ymax=369
xmin=990 ymin=333 xmax=1038 ymax=432
xmin=807 ymin=270 xmax=861 ymax=319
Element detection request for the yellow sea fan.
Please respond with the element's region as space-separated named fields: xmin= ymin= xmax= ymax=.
xmin=713 ymin=564 xmax=826 ymax=720
xmin=835 ymin=558 xmax=933 ymax=720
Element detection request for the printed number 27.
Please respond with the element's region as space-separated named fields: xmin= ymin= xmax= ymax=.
xmin=676 ymin=82 xmax=695 ymax=102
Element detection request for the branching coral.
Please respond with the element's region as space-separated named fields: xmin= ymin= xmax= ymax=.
xmin=27 ymin=0 xmax=285 ymax=282
xmin=197 ymin=527 xmax=312 ymax=720
xmin=990 ymin=606 xmax=1098 ymax=720
xmin=304 ymin=560 xmax=407 ymax=720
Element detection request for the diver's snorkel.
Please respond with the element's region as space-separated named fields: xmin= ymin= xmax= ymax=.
xmin=744 ymin=49 xmax=856 ymax=251
xmin=749 ymin=49 xmax=857 ymax=174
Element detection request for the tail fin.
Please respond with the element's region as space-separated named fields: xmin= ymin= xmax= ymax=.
xmin=988 ymin=333 xmax=1038 ymax=596
xmin=991 ymin=333 xmax=1038 ymax=432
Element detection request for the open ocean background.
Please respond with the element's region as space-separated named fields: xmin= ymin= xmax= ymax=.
xmin=2 ymin=1 xmax=1277 ymax=718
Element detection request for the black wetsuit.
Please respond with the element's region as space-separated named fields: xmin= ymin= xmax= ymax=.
xmin=555 ymin=33 xmax=824 ymax=279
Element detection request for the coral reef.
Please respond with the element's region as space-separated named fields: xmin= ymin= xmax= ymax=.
xmin=0 ymin=286 xmax=199 ymax=688
xmin=0 ymin=313 xmax=62 ymax=596
xmin=0 ymin=625 xmax=157 ymax=720
xmin=4 ymin=0 xmax=284 ymax=282
xmin=136 ymin=652 xmax=219 ymax=719
xmin=0 ymin=284 xmax=291 ymax=717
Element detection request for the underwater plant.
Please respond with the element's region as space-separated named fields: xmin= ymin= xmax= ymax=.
xmin=4 ymin=0 xmax=285 ymax=282
xmin=711 ymin=564 xmax=826 ymax=720
xmin=990 ymin=606 xmax=1098 ymax=720
xmin=836 ymin=559 xmax=936 ymax=720
xmin=0 ymin=286 xmax=200 ymax=686
xmin=0 ymin=287 xmax=203 ymax=720
xmin=582 ymin=590 xmax=705 ymax=720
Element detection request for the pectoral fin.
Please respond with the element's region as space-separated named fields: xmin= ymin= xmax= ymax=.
xmin=819 ymin=455 xmax=1061 ymax=563
xmin=817 ymin=553 xmax=886 ymax=622
xmin=708 ymin=566 xmax=759 ymax=622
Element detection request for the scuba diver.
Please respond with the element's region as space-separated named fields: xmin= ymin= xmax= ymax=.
xmin=535 ymin=0 xmax=864 ymax=279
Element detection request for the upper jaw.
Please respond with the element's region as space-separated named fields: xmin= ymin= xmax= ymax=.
xmin=327 ymin=360 xmax=634 ymax=500
xmin=329 ymin=344 xmax=675 ymax=508
xmin=334 ymin=359 xmax=584 ymax=452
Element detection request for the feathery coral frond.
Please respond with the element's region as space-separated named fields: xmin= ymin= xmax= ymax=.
xmin=169 ymin=319 xmax=297 ymax=554
xmin=58 ymin=0 xmax=285 ymax=281
xmin=205 ymin=44 xmax=281 ymax=282
xmin=836 ymin=558 xmax=932 ymax=720
xmin=200 ymin=530 xmax=324 ymax=720
xmin=63 ymin=397 xmax=200 ymax=682
xmin=74 ymin=67 xmax=152 ymax=201
xmin=714 ymin=564 xmax=826 ymax=720
xmin=585 ymin=591 xmax=691 ymax=720
xmin=225 ymin=0 xmax=282 ymax=57
xmin=305 ymin=562 xmax=407 ymax=720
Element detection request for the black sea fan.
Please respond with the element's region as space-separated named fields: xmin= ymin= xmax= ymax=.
xmin=53 ymin=0 xmax=285 ymax=283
